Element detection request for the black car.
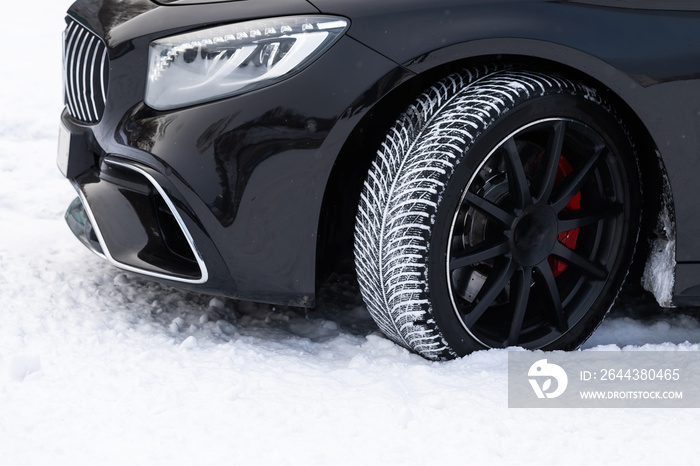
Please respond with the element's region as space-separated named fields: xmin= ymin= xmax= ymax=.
xmin=59 ymin=0 xmax=700 ymax=359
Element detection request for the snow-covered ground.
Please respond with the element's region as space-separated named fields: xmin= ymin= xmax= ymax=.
xmin=2 ymin=2 xmax=700 ymax=465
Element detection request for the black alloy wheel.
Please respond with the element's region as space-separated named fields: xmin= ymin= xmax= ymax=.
xmin=446 ymin=117 xmax=632 ymax=349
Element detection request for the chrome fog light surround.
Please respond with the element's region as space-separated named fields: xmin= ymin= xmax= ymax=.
xmin=73 ymin=159 xmax=209 ymax=284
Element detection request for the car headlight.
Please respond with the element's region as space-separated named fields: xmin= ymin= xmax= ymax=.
xmin=145 ymin=16 xmax=349 ymax=110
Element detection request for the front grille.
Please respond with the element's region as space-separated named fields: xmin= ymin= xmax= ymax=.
xmin=62 ymin=18 xmax=109 ymax=124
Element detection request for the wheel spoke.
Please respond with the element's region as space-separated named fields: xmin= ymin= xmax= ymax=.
xmin=506 ymin=266 xmax=532 ymax=346
xmin=552 ymin=242 xmax=607 ymax=280
xmin=536 ymin=121 xmax=566 ymax=204
xmin=464 ymin=192 xmax=516 ymax=226
xmin=550 ymin=146 xmax=607 ymax=213
xmin=463 ymin=258 xmax=516 ymax=327
xmin=450 ymin=239 xmax=510 ymax=271
xmin=535 ymin=263 xmax=567 ymax=332
xmin=558 ymin=202 xmax=623 ymax=232
xmin=503 ymin=137 xmax=531 ymax=209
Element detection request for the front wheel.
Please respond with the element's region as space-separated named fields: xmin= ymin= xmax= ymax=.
xmin=354 ymin=68 xmax=640 ymax=359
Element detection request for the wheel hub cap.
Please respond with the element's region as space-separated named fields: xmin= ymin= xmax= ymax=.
xmin=511 ymin=204 xmax=557 ymax=266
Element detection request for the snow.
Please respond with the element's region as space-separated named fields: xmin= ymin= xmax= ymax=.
xmin=642 ymin=158 xmax=676 ymax=307
xmin=2 ymin=2 xmax=700 ymax=465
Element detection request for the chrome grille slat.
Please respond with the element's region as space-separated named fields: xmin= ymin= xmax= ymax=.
xmin=87 ymin=36 xmax=99 ymax=118
xmin=99 ymin=48 xmax=107 ymax=104
xmin=63 ymin=22 xmax=80 ymax=119
xmin=63 ymin=18 xmax=108 ymax=124
xmin=73 ymin=29 xmax=88 ymax=121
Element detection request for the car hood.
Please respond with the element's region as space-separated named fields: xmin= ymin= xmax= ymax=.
xmin=152 ymin=0 xmax=314 ymax=5
xmin=68 ymin=0 xmax=318 ymax=46
xmin=152 ymin=0 xmax=245 ymax=4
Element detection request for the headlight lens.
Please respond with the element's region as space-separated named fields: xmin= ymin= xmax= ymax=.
xmin=145 ymin=16 xmax=349 ymax=110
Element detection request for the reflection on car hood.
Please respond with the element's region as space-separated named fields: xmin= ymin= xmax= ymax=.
xmin=153 ymin=0 xmax=245 ymax=4
xmin=69 ymin=0 xmax=317 ymax=46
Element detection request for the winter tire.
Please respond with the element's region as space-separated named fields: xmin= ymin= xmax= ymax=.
xmin=354 ymin=67 xmax=640 ymax=359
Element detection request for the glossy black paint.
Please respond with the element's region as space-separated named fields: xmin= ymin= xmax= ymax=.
xmin=61 ymin=0 xmax=700 ymax=306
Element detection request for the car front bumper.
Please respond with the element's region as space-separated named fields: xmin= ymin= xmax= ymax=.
xmin=59 ymin=2 xmax=407 ymax=306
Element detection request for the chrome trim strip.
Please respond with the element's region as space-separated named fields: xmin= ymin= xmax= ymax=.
xmin=71 ymin=160 xmax=209 ymax=284
xmin=71 ymin=186 xmax=108 ymax=261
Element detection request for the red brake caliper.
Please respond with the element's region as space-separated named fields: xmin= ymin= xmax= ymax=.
xmin=549 ymin=156 xmax=581 ymax=277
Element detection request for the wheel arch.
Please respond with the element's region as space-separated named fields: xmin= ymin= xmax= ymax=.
xmin=315 ymin=48 xmax=673 ymax=304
